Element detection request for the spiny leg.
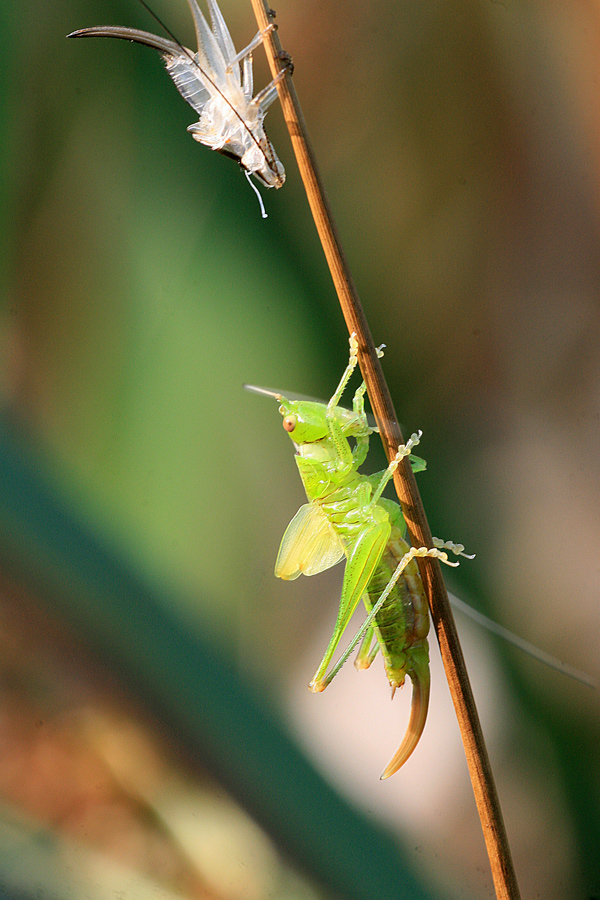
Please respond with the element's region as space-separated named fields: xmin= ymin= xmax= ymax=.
xmin=349 ymin=344 xmax=386 ymax=469
xmin=226 ymin=23 xmax=275 ymax=71
xmin=354 ymin=625 xmax=380 ymax=671
xmin=368 ymin=431 xmax=423 ymax=509
xmin=321 ymin=334 xmax=363 ymax=467
xmin=309 ymin=519 xmax=391 ymax=691
xmin=250 ymin=65 xmax=290 ymax=112
xmin=327 ymin=333 xmax=359 ymax=413
xmin=328 ymin=335 xmax=384 ymax=440
xmin=316 ymin=543 xmax=465 ymax=691
xmin=349 ymin=346 xmax=383 ymax=468
xmin=351 ymin=342 xmax=384 ymax=427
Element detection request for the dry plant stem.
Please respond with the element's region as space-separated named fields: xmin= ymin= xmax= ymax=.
xmin=250 ymin=2 xmax=521 ymax=899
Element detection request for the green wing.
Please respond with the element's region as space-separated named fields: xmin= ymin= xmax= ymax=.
xmin=275 ymin=503 xmax=345 ymax=581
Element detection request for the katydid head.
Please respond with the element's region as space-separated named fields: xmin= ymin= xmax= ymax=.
xmin=244 ymin=385 xmax=330 ymax=443
xmin=245 ymin=383 xmax=377 ymax=447
xmin=277 ymin=399 xmax=329 ymax=445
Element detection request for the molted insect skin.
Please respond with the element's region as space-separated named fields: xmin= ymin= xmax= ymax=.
xmin=68 ymin=0 xmax=285 ymax=188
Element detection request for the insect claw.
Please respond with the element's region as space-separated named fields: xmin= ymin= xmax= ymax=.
xmin=277 ymin=49 xmax=294 ymax=75
xmin=432 ymin=538 xmax=475 ymax=559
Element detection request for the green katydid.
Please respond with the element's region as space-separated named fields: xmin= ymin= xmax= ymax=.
xmin=251 ymin=334 xmax=472 ymax=778
xmin=248 ymin=334 xmax=594 ymax=776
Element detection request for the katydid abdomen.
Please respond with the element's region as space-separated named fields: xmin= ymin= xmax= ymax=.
xmin=357 ymin=518 xmax=431 ymax=777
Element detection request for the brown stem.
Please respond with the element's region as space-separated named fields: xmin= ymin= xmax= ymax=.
xmin=250 ymin=2 xmax=521 ymax=898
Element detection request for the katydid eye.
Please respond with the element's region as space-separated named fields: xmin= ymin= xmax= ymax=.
xmin=283 ymin=415 xmax=296 ymax=433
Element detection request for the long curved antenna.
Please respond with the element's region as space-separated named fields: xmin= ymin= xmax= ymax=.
xmin=244 ymin=384 xmax=283 ymax=400
xmin=448 ymin=592 xmax=596 ymax=687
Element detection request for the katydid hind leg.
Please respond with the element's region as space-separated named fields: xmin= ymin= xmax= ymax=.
xmin=354 ymin=625 xmax=379 ymax=671
xmin=226 ymin=23 xmax=275 ymax=71
xmin=250 ymin=67 xmax=288 ymax=112
xmin=309 ymin=520 xmax=390 ymax=691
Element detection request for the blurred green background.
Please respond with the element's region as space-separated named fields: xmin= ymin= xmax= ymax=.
xmin=1 ymin=0 xmax=599 ymax=898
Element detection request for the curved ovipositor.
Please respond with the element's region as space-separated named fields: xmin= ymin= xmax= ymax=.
xmin=355 ymin=519 xmax=432 ymax=778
